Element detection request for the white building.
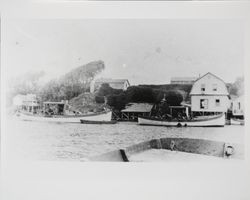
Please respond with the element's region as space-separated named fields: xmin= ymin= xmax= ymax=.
xmin=90 ymin=78 xmax=130 ymax=93
xmin=231 ymin=95 xmax=244 ymax=116
xmin=190 ymin=72 xmax=230 ymax=114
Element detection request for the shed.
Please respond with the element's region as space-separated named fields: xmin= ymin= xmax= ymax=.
xmin=121 ymin=103 xmax=154 ymax=121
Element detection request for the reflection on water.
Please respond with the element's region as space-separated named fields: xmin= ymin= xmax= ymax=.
xmin=4 ymin=117 xmax=244 ymax=161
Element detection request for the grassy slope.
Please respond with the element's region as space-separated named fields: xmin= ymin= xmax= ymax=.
xmin=69 ymin=92 xmax=105 ymax=113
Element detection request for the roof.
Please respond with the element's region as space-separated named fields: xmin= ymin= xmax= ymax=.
xmin=95 ymin=78 xmax=130 ymax=85
xmin=193 ymin=72 xmax=226 ymax=84
xmin=43 ymin=102 xmax=65 ymax=105
xmin=180 ymin=102 xmax=192 ymax=107
xmin=190 ymin=72 xmax=229 ymax=95
xmin=229 ymin=95 xmax=238 ymax=101
xmin=231 ymin=95 xmax=244 ymax=101
xmin=121 ymin=103 xmax=154 ymax=113
xmin=171 ymin=77 xmax=197 ymax=82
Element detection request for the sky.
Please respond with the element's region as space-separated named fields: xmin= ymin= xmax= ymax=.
xmin=4 ymin=19 xmax=245 ymax=85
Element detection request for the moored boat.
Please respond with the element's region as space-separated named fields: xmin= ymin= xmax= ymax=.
xmin=17 ymin=110 xmax=112 ymax=123
xmin=80 ymin=119 xmax=117 ymax=124
xmin=79 ymin=110 xmax=112 ymax=122
xmin=138 ymin=113 xmax=225 ymax=127
xmin=230 ymin=118 xmax=244 ymax=125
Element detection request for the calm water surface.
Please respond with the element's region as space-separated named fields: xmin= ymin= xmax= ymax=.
xmin=5 ymin=117 xmax=244 ymax=161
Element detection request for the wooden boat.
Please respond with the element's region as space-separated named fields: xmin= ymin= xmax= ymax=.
xmin=138 ymin=113 xmax=225 ymax=127
xmin=88 ymin=138 xmax=243 ymax=161
xmin=17 ymin=110 xmax=112 ymax=123
xmin=80 ymin=119 xmax=117 ymax=124
xmin=230 ymin=118 xmax=244 ymax=125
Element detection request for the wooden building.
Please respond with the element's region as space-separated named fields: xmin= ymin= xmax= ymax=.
xmin=90 ymin=78 xmax=130 ymax=93
xmin=231 ymin=95 xmax=244 ymax=117
xmin=190 ymin=72 xmax=230 ymax=115
xmin=121 ymin=103 xmax=154 ymax=121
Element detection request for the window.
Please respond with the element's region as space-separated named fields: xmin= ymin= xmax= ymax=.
xmin=215 ymin=99 xmax=220 ymax=106
xmin=212 ymin=84 xmax=217 ymax=91
xmin=238 ymin=102 xmax=241 ymax=110
xmin=201 ymin=84 xmax=205 ymax=92
xmin=200 ymin=99 xmax=208 ymax=109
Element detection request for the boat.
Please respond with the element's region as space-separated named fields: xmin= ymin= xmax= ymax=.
xmin=79 ymin=110 xmax=112 ymax=123
xmin=138 ymin=113 xmax=225 ymax=127
xmin=230 ymin=118 xmax=244 ymax=125
xmin=80 ymin=120 xmax=117 ymax=124
xmin=16 ymin=110 xmax=113 ymax=123
xmin=88 ymin=137 xmax=243 ymax=162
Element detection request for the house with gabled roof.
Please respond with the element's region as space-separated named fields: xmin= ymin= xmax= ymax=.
xmin=190 ymin=72 xmax=230 ymax=114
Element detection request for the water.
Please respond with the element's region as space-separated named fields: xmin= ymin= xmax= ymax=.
xmin=4 ymin=117 xmax=245 ymax=161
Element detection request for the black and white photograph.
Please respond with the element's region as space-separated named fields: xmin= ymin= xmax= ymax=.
xmin=3 ymin=18 xmax=245 ymax=162
xmin=1 ymin=2 xmax=250 ymax=200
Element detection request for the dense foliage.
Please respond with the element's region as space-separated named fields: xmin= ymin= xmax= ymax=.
xmin=227 ymin=77 xmax=244 ymax=97
xmin=95 ymin=84 xmax=184 ymax=111
xmin=39 ymin=60 xmax=105 ymax=101
xmin=6 ymin=71 xmax=45 ymax=106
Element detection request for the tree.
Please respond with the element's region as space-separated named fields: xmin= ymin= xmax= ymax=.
xmin=154 ymin=90 xmax=183 ymax=106
xmin=39 ymin=60 xmax=105 ymax=102
xmin=227 ymin=76 xmax=244 ymax=97
xmin=126 ymin=86 xmax=155 ymax=103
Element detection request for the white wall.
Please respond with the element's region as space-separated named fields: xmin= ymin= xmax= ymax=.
xmin=191 ymin=95 xmax=230 ymax=112
xmin=190 ymin=73 xmax=229 ymax=95
xmin=232 ymin=96 xmax=244 ymax=116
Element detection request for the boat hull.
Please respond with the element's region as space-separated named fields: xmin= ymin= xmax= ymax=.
xmin=18 ymin=111 xmax=112 ymax=123
xmin=138 ymin=114 xmax=225 ymax=127
xmin=80 ymin=120 xmax=117 ymax=124
xmin=230 ymin=118 xmax=244 ymax=125
xmin=80 ymin=111 xmax=112 ymax=122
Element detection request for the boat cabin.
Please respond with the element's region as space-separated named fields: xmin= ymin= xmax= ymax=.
xmin=13 ymin=94 xmax=39 ymax=114
xmin=43 ymin=101 xmax=69 ymax=115
xmin=169 ymin=105 xmax=191 ymax=119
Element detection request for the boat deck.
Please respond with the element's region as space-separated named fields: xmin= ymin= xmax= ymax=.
xmin=129 ymin=149 xmax=232 ymax=162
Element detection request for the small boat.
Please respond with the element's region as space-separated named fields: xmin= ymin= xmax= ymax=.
xmin=138 ymin=113 xmax=225 ymax=127
xmin=80 ymin=119 xmax=117 ymax=124
xmin=17 ymin=110 xmax=112 ymax=123
xmin=230 ymin=118 xmax=244 ymax=125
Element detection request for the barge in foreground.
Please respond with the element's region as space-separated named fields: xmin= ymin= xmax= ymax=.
xmin=88 ymin=137 xmax=243 ymax=162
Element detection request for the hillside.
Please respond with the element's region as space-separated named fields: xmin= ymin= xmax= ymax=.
xmin=40 ymin=60 xmax=105 ymax=102
xmin=69 ymin=92 xmax=105 ymax=113
xmin=60 ymin=60 xmax=105 ymax=86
